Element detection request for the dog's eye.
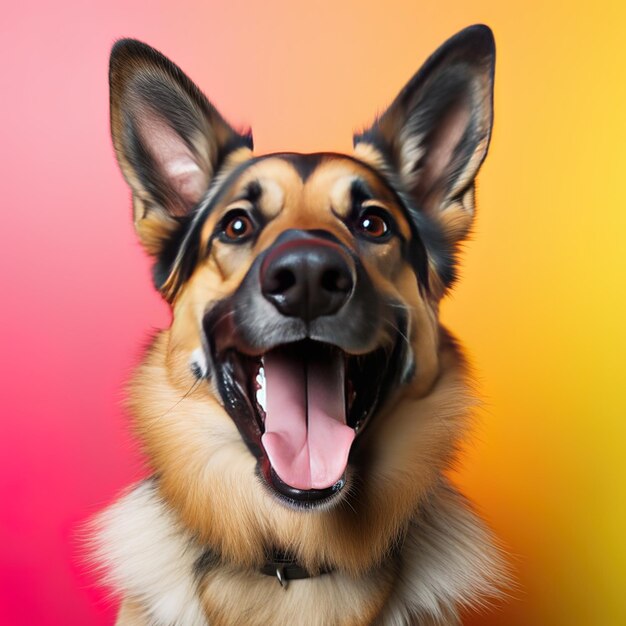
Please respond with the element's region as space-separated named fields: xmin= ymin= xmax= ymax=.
xmin=356 ymin=209 xmax=391 ymax=241
xmin=220 ymin=210 xmax=255 ymax=242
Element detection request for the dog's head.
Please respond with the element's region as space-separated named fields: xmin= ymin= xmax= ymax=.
xmin=109 ymin=26 xmax=494 ymax=570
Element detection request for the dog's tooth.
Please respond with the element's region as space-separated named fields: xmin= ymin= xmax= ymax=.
xmin=256 ymin=384 xmax=267 ymax=413
xmin=256 ymin=365 xmax=267 ymax=412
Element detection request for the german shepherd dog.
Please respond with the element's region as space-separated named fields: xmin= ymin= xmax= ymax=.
xmin=93 ymin=24 xmax=506 ymax=626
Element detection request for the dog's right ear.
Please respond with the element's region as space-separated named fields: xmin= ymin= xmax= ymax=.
xmin=109 ymin=39 xmax=253 ymax=257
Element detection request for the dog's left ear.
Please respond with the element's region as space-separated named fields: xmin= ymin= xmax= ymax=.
xmin=354 ymin=25 xmax=495 ymax=280
xmin=109 ymin=39 xmax=253 ymax=258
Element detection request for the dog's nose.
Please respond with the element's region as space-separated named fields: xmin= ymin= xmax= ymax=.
xmin=260 ymin=238 xmax=354 ymax=321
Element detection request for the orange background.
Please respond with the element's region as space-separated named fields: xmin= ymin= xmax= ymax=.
xmin=1 ymin=1 xmax=625 ymax=624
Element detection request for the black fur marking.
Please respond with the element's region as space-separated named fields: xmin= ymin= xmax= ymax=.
xmin=303 ymin=229 xmax=344 ymax=245
xmin=240 ymin=179 xmax=262 ymax=204
xmin=190 ymin=360 xmax=205 ymax=380
xmin=221 ymin=129 xmax=254 ymax=155
xmin=401 ymin=197 xmax=448 ymax=289
xmin=194 ymin=548 xmax=220 ymax=578
xmin=350 ymin=178 xmax=374 ymax=204
xmin=277 ymin=152 xmax=325 ymax=182
xmin=152 ymin=215 xmax=192 ymax=290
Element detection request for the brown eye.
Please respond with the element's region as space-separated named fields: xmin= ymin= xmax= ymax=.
xmin=221 ymin=211 xmax=254 ymax=242
xmin=357 ymin=209 xmax=391 ymax=240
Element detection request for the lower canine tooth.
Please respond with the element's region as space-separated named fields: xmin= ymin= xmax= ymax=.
xmin=256 ymin=365 xmax=267 ymax=412
xmin=256 ymin=365 xmax=265 ymax=386
xmin=256 ymin=385 xmax=267 ymax=413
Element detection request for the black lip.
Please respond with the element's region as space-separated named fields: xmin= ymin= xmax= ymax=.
xmin=264 ymin=466 xmax=346 ymax=507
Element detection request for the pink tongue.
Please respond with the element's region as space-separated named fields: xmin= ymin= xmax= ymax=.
xmin=261 ymin=348 xmax=355 ymax=490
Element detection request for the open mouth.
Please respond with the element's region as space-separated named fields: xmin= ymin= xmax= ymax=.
xmin=208 ymin=327 xmax=396 ymax=506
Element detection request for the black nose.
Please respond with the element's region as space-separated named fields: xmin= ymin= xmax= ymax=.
xmin=261 ymin=238 xmax=354 ymax=321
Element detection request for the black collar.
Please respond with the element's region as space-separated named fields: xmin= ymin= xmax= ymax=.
xmin=259 ymin=552 xmax=333 ymax=588
xmin=195 ymin=548 xmax=333 ymax=590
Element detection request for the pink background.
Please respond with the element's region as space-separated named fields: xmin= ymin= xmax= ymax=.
xmin=2 ymin=1 xmax=625 ymax=624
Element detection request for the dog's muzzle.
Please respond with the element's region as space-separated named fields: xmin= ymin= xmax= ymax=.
xmin=203 ymin=229 xmax=409 ymax=507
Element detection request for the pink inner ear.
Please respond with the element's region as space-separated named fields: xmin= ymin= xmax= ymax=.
xmin=413 ymin=102 xmax=471 ymax=205
xmin=137 ymin=108 xmax=208 ymax=214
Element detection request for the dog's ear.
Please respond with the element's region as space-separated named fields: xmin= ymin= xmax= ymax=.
xmin=354 ymin=25 xmax=495 ymax=277
xmin=109 ymin=39 xmax=253 ymax=256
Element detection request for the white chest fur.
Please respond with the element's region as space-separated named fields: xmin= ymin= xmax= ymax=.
xmin=92 ymin=480 xmax=505 ymax=625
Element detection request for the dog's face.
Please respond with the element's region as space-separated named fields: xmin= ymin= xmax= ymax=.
xmin=109 ymin=27 xmax=494 ymax=571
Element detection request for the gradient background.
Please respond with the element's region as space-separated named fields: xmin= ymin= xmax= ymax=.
xmin=1 ymin=0 xmax=625 ymax=624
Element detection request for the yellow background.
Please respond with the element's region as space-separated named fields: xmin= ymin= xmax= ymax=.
xmin=226 ymin=1 xmax=625 ymax=623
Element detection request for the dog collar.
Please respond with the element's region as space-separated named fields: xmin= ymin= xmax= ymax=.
xmin=259 ymin=552 xmax=333 ymax=589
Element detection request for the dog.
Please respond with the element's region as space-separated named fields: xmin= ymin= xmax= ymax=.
xmin=93 ymin=24 xmax=506 ymax=626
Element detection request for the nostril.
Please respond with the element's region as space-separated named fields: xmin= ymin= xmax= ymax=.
xmin=260 ymin=236 xmax=356 ymax=320
xmin=267 ymin=268 xmax=296 ymax=295
xmin=321 ymin=268 xmax=352 ymax=293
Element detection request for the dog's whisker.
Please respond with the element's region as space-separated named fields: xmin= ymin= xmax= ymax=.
xmin=340 ymin=491 xmax=358 ymax=516
xmin=387 ymin=302 xmax=411 ymax=312
xmin=155 ymin=377 xmax=202 ymax=420
xmin=383 ymin=317 xmax=412 ymax=351
xmin=204 ymin=307 xmax=235 ymax=334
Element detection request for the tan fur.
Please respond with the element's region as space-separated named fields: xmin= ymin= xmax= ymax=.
xmin=200 ymin=567 xmax=391 ymax=626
